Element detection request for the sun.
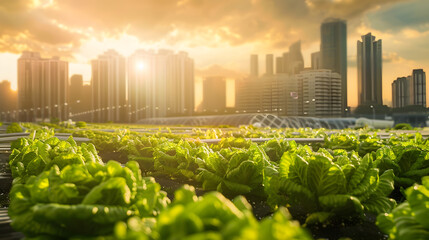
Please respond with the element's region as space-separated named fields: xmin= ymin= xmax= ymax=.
xmin=136 ymin=61 xmax=146 ymax=71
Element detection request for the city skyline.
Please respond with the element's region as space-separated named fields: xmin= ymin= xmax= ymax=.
xmin=0 ymin=0 xmax=429 ymax=108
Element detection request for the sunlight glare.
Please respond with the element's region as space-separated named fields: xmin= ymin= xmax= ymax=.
xmin=137 ymin=61 xmax=145 ymax=71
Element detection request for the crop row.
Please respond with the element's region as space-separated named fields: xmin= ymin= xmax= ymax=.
xmin=7 ymin=127 xmax=429 ymax=239
xmin=7 ymin=129 xmax=311 ymax=239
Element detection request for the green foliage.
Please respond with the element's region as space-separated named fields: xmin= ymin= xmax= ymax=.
xmin=261 ymin=138 xmax=297 ymax=163
xmin=211 ymin=137 xmax=253 ymax=151
xmin=197 ymin=145 xmax=275 ymax=197
xmin=377 ymin=176 xmax=429 ymax=239
xmin=9 ymin=161 xmax=169 ymax=238
xmin=153 ymin=140 xmax=212 ymax=180
xmin=76 ymin=121 xmax=87 ymax=128
xmin=374 ymin=138 xmax=429 ymax=188
xmin=393 ymin=123 xmax=413 ymax=130
xmin=6 ymin=122 xmax=23 ymax=133
xmin=111 ymin=185 xmax=312 ymax=240
xmin=266 ymin=146 xmax=396 ymax=224
xmin=50 ymin=117 xmax=60 ymax=125
xmin=9 ymin=136 xmax=103 ymax=183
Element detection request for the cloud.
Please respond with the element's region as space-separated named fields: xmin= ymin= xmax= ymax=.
xmin=383 ymin=52 xmax=405 ymax=63
xmin=195 ymin=64 xmax=246 ymax=79
xmin=0 ymin=0 xmax=414 ymax=57
xmin=0 ymin=0 xmax=83 ymax=58
xmin=367 ymin=0 xmax=429 ymax=33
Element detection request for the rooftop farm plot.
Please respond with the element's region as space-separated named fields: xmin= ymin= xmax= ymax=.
xmin=1 ymin=123 xmax=429 ymax=239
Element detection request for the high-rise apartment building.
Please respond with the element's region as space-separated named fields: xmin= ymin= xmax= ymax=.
xmin=128 ymin=49 xmax=194 ymax=120
xmin=392 ymin=69 xmax=426 ymax=108
xmin=17 ymin=51 xmax=69 ymax=121
xmin=392 ymin=76 xmax=411 ymax=108
xmin=202 ymin=76 xmax=226 ymax=112
xmin=357 ymin=33 xmax=382 ymax=105
xmin=91 ymin=50 xmax=126 ymax=122
xmin=235 ymin=74 xmax=301 ymax=116
xmin=412 ymin=69 xmax=426 ymax=107
xmin=320 ymin=18 xmax=347 ymax=114
xmin=297 ymin=69 xmax=342 ymax=117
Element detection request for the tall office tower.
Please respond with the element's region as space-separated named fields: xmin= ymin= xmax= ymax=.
xmin=266 ymin=54 xmax=274 ymax=75
xmin=297 ymin=69 xmax=342 ymax=117
xmin=250 ymin=54 xmax=259 ymax=77
xmin=17 ymin=51 xmax=69 ymax=121
xmin=311 ymin=51 xmax=321 ymax=69
xmin=128 ymin=49 xmax=194 ymax=121
xmin=276 ymin=57 xmax=284 ymax=74
xmin=412 ymin=69 xmax=426 ymax=107
xmin=91 ymin=50 xmax=126 ymax=122
xmin=391 ymin=76 xmax=412 ymax=108
xmin=282 ymin=52 xmax=290 ymax=73
xmin=202 ymin=76 xmax=226 ymax=112
xmin=357 ymin=33 xmax=382 ymax=105
xmin=287 ymin=41 xmax=304 ymax=74
xmin=320 ymin=18 xmax=347 ymax=114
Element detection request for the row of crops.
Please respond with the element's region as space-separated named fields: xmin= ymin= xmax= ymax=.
xmin=4 ymin=125 xmax=429 ymax=239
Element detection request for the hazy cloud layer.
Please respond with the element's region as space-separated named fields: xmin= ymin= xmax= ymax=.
xmin=195 ymin=64 xmax=246 ymax=79
xmin=0 ymin=0 xmax=418 ymax=57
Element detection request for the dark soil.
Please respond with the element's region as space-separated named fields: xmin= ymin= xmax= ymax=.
xmin=98 ymin=151 xmax=128 ymax=164
xmin=306 ymin=214 xmax=388 ymax=240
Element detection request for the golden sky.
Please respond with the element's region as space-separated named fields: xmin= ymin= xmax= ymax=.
xmin=0 ymin=0 xmax=428 ymax=107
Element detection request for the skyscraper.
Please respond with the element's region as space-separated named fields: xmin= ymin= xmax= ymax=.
xmin=392 ymin=76 xmax=411 ymax=108
xmin=128 ymin=49 xmax=194 ymax=120
xmin=250 ymin=54 xmax=258 ymax=77
xmin=320 ymin=18 xmax=347 ymax=114
xmin=91 ymin=50 xmax=126 ymax=122
xmin=287 ymin=41 xmax=304 ymax=74
xmin=357 ymin=33 xmax=382 ymax=105
xmin=17 ymin=51 xmax=69 ymax=121
xmin=412 ymin=69 xmax=426 ymax=107
xmin=311 ymin=52 xmax=321 ymax=70
xmin=202 ymin=76 xmax=226 ymax=112
xmin=392 ymin=69 xmax=426 ymax=108
xmin=276 ymin=57 xmax=284 ymax=74
xmin=266 ymin=54 xmax=274 ymax=75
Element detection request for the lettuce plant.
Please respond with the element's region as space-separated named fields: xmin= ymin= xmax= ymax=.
xmin=112 ymin=185 xmax=312 ymax=240
xmin=197 ymin=145 xmax=275 ymax=197
xmin=374 ymin=142 xmax=429 ymax=188
xmin=9 ymin=136 xmax=103 ymax=184
xmin=261 ymin=138 xmax=297 ymax=163
xmin=152 ymin=140 xmax=212 ymax=180
xmin=8 ymin=160 xmax=170 ymax=239
xmin=377 ymin=176 xmax=429 ymax=239
xmin=266 ymin=146 xmax=396 ymax=224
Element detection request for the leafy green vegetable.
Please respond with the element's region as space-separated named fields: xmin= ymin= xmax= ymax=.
xmin=267 ymin=146 xmax=396 ymax=224
xmin=8 ymin=135 xmax=170 ymax=239
xmin=374 ymin=141 xmax=429 ymax=188
xmin=197 ymin=145 xmax=274 ymax=197
xmin=377 ymin=176 xmax=429 ymax=239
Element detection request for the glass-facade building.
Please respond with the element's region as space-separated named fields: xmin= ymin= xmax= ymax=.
xmin=357 ymin=33 xmax=382 ymax=106
xmin=320 ymin=18 xmax=347 ymax=114
xmin=412 ymin=69 xmax=426 ymax=107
